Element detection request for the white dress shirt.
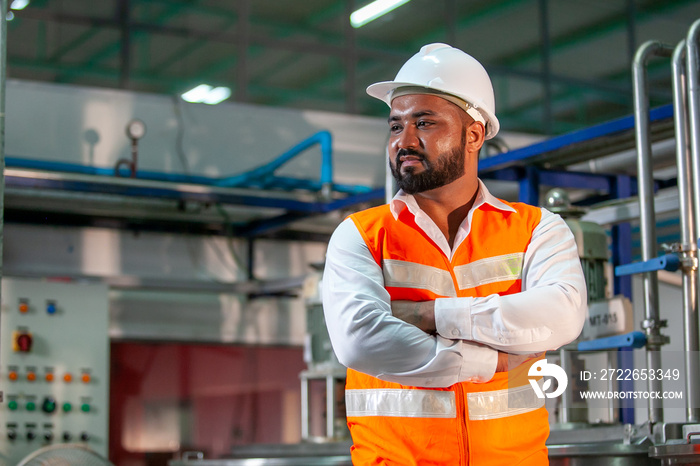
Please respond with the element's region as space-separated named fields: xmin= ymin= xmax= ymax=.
xmin=322 ymin=180 xmax=587 ymax=388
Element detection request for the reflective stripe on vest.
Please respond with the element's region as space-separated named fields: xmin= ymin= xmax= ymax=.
xmin=383 ymin=252 xmax=525 ymax=296
xmin=467 ymin=379 xmax=545 ymax=421
xmin=346 ymin=379 xmax=544 ymax=420
xmin=346 ymin=388 xmax=457 ymax=418
xmin=454 ymin=252 xmax=524 ymax=290
xmin=383 ymin=259 xmax=457 ymax=297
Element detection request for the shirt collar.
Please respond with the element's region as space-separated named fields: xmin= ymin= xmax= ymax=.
xmin=389 ymin=178 xmax=517 ymax=219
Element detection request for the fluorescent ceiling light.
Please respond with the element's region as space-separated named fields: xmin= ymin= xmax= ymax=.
xmin=202 ymin=86 xmax=231 ymax=105
xmin=181 ymin=84 xmax=231 ymax=105
xmin=11 ymin=0 xmax=30 ymax=10
xmin=350 ymin=0 xmax=411 ymax=28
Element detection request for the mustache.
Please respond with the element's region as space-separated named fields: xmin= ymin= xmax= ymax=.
xmin=395 ymin=148 xmax=425 ymax=165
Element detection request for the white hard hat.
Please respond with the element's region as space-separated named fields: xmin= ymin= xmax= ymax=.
xmin=367 ymin=43 xmax=500 ymax=139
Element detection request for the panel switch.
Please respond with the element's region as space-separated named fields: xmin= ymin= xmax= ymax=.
xmin=12 ymin=331 xmax=33 ymax=353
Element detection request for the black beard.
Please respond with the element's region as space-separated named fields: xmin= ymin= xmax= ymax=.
xmin=390 ymin=131 xmax=466 ymax=195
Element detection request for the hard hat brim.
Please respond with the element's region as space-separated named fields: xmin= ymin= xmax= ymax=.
xmin=366 ymin=81 xmax=500 ymax=140
xmin=366 ymin=81 xmax=406 ymax=105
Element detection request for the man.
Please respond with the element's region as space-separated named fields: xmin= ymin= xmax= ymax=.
xmin=322 ymin=43 xmax=587 ymax=465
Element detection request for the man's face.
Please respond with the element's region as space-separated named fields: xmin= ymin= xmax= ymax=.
xmin=388 ymin=94 xmax=469 ymax=195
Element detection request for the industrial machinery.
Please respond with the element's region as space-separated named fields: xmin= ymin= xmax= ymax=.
xmin=300 ymin=267 xmax=349 ymax=443
xmin=168 ymin=20 xmax=700 ymax=465
xmin=16 ymin=443 xmax=113 ymax=466
xmin=0 ymin=277 xmax=110 ymax=465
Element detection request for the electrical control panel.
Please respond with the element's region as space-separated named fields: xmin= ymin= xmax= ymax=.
xmin=0 ymin=277 xmax=110 ymax=465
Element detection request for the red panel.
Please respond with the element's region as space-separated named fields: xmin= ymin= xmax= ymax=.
xmin=109 ymin=342 xmax=305 ymax=466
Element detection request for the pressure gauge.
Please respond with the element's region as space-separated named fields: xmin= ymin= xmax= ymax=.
xmin=126 ymin=119 xmax=147 ymax=140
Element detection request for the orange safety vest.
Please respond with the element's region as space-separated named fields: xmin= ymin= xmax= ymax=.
xmin=345 ymin=200 xmax=549 ymax=466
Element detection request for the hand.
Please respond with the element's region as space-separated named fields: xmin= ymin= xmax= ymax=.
xmin=391 ymin=300 xmax=436 ymax=334
xmin=495 ymin=351 xmax=544 ymax=372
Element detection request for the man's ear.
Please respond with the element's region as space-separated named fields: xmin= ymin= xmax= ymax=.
xmin=466 ymin=121 xmax=486 ymax=153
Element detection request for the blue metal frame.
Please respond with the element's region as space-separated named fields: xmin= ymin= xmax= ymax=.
xmin=478 ymin=104 xmax=674 ymax=174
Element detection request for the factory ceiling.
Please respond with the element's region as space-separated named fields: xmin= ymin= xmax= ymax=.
xmin=5 ymin=0 xmax=700 ymax=137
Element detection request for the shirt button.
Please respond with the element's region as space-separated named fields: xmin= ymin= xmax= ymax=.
xmin=451 ymin=329 xmax=460 ymax=336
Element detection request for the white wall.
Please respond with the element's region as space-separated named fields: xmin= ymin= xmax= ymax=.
xmin=3 ymin=223 xmax=326 ymax=344
xmin=5 ymin=79 xmax=389 ymax=188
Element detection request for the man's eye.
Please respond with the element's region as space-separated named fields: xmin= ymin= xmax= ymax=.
xmin=390 ymin=125 xmax=401 ymax=132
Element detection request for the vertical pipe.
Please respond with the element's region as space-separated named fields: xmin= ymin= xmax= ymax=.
xmin=519 ymin=166 xmax=540 ymax=206
xmin=632 ymin=40 xmax=673 ymax=425
xmin=613 ymin=175 xmax=635 ymax=424
xmin=0 ymin=0 xmax=6 ymax=407
xmin=686 ymin=17 xmax=700 ymax=424
xmin=687 ymin=20 xmax=700 ymax=232
xmin=300 ymin=376 xmax=309 ymax=439
xmin=558 ymin=348 xmax=571 ymax=424
xmin=672 ymin=39 xmax=700 ymax=423
xmin=326 ymin=375 xmax=336 ymax=439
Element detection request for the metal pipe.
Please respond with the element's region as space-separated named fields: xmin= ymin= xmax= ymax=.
xmin=567 ymin=138 xmax=676 ymax=175
xmin=687 ymin=19 xmax=700 ymax=237
xmin=0 ymin=0 xmax=7 ymax=406
xmin=632 ymin=40 xmax=673 ymax=425
xmin=326 ymin=374 xmax=336 ymax=439
xmin=672 ymin=38 xmax=700 ymax=422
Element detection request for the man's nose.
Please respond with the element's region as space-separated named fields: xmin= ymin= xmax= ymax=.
xmin=394 ymin=126 xmax=419 ymax=150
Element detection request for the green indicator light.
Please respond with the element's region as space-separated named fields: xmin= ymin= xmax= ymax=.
xmin=8 ymin=400 xmax=18 ymax=410
xmin=26 ymin=401 xmax=36 ymax=411
xmin=41 ymin=397 xmax=56 ymax=414
xmin=62 ymin=403 xmax=72 ymax=413
xmin=80 ymin=403 xmax=91 ymax=413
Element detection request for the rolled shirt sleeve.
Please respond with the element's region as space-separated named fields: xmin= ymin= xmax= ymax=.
xmin=323 ymin=218 xmax=498 ymax=388
xmin=434 ymin=209 xmax=587 ymax=354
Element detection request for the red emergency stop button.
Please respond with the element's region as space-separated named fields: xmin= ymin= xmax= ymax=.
xmin=12 ymin=331 xmax=33 ymax=352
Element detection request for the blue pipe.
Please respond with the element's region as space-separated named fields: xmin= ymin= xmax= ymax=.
xmin=214 ymin=130 xmax=334 ymax=188
xmin=5 ymin=130 xmax=376 ymax=195
xmin=577 ymin=331 xmax=647 ymax=351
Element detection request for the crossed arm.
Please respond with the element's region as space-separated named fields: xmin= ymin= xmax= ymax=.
xmin=391 ymin=301 xmax=534 ymax=372
xmin=322 ymin=211 xmax=587 ymax=387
